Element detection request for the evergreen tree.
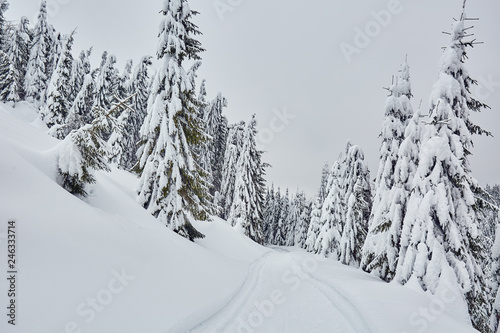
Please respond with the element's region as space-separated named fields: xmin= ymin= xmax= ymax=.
xmin=64 ymin=73 xmax=95 ymax=136
xmin=204 ymin=92 xmax=229 ymax=197
xmin=136 ymin=0 xmax=210 ymax=241
xmin=262 ymin=186 xmax=275 ymax=244
xmin=24 ymin=0 xmax=55 ymax=106
xmin=294 ymin=191 xmax=311 ymax=248
xmin=361 ymin=59 xmax=416 ymax=281
xmin=108 ymin=94 xmax=137 ymax=168
xmin=56 ymin=102 xmax=121 ymax=197
xmin=68 ymin=48 xmax=92 ymax=104
xmin=42 ymin=32 xmax=75 ymax=134
xmin=316 ymin=159 xmax=344 ymax=257
xmin=118 ymin=59 xmax=133 ymax=99
xmin=318 ymin=161 xmax=330 ymax=204
xmin=285 ymin=192 xmax=302 ymax=246
xmin=228 ymin=116 xmax=267 ymax=244
xmin=95 ymin=52 xmax=118 ymax=111
xmin=275 ymin=189 xmax=290 ymax=246
xmin=123 ymin=55 xmax=152 ymax=170
xmin=1 ymin=16 xmax=30 ymax=103
xmin=306 ymin=197 xmax=323 ymax=252
xmin=0 ymin=0 xmax=9 ymax=52
xmin=220 ymin=121 xmax=245 ymax=219
xmin=339 ymin=143 xmax=371 ymax=267
xmin=395 ymin=8 xmax=492 ymax=331
xmin=492 ymin=223 xmax=500 ymax=333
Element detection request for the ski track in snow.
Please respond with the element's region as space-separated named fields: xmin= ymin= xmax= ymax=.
xmin=169 ymin=252 xmax=272 ymax=333
xmin=292 ymin=257 xmax=372 ymax=333
xmin=175 ymin=249 xmax=372 ymax=333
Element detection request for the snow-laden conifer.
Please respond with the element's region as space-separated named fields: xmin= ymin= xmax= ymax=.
xmin=136 ymin=0 xmax=210 ymax=241
xmin=24 ymin=0 xmax=55 ymax=106
xmin=361 ymin=59 xmax=415 ymax=281
xmin=1 ymin=16 xmax=30 ymax=103
xmin=395 ymin=8 xmax=492 ymax=330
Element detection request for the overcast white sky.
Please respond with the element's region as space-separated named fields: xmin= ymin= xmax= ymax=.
xmin=7 ymin=0 xmax=500 ymax=197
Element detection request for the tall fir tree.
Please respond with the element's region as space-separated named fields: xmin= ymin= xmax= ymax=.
xmin=220 ymin=121 xmax=246 ymax=219
xmin=24 ymin=0 xmax=54 ymax=106
xmin=1 ymin=16 xmax=30 ymax=103
xmin=64 ymin=73 xmax=95 ymax=136
xmin=0 ymin=0 xmax=8 ymax=51
xmin=316 ymin=158 xmax=344 ymax=257
xmin=492 ymin=223 xmax=500 ymax=333
xmin=136 ymin=0 xmax=210 ymax=241
xmin=294 ymin=192 xmax=312 ymax=248
xmin=274 ymin=189 xmax=290 ymax=246
xmin=94 ymin=52 xmax=118 ymax=111
xmin=306 ymin=197 xmax=323 ymax=252
xmin=395 ymin=7 xmax=492 ymax=331
xmin=68 ymin=48 xmax=92 ymax=104
xmin=361 ymin=59 xmax=415 ymax=281
xmin=339 ymin=143 xmax=371 ymax=267
xmin=318 ymin=161 xmax=330 ymax=204
xmin=42 ymin=32 xmax=75 ymax=134
xmin=204 ymin=92 xmax=229 ymax=198
xmin=228 ymin=116 xmax=267 ymax=244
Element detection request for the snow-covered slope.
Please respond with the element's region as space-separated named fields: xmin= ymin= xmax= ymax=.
xmin=0 ymin=103 xmax=477 ymax=332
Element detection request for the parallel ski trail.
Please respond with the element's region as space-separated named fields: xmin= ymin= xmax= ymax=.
xmin=290 ymin=255 xmax=372 ymax=333
xmin=184 ymin=251 xmax=272 ymax=333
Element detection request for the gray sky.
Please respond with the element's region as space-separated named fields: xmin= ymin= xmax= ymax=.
xmin=7 ymin=0 xmax=500 ymax=197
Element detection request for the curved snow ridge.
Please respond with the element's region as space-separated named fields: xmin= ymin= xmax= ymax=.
xmin=168 ymin=251 xmax=273 ymax=333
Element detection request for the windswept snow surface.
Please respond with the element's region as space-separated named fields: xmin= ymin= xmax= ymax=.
xmin=0 ymin=103 xmax=477 ymax=332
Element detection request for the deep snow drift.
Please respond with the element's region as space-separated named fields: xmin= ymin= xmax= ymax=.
xmin=0 ymin=102 xmax=477 ymax=332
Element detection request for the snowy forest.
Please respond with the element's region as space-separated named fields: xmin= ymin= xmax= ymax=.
xmin=0 ymin=0 xmax=499 ymax=332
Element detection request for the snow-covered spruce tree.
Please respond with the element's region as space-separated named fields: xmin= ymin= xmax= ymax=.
xmin=110 ymin=57 xmax=153 ymax=171
xmin=316 ymin=159 xmax=344 ymax=257
xmin=318 ymin=161 xmax=330 ymax=204
xmin=228 ymin=115 xmax=267 ymax=244
xmin=136 ymin=0 xmax=211 ymax=241
xmin=0 ymin=0 xmax=9 ymax=52
xmin=274 ymin=189 xmax=290 ymax=246
xmin=262 ymin=186 xmax=275 ymax=244
xmin=285 ymin=192 xmax=301 ymax=246
xmin=396 ymin=9 xmax=492 ymax=331
xmin=42 ymin=32 xmax=75 ymax=135
xmin=0 ymin=16 xmax=30 ymax=103
xmin=361 ymin=59 xmax=415 ymax=281
xmin=204 ymin=93 xmax=229 ymax=197
xmin=68 ymin=48 xmax=92 ymax=104
xmin=95 ymin=52 xmax=118 ymax=111
xmin=294 ymin=191 xmax=312 ymax=248
xmin=339 ymin=143 xmax=371 ymax=267
xmin=220 ymin=121 xmax=246 ymax=219
xmin=56 ymin=104 xmax=116 ymax=197
xmin=24 ymin=0 xmax=55 ymax=106
xmin=117 ymin=59 xmax=133 ymax=99
xmin=492 ymin=223 xmax=500 ymax=333
xmin=108 ymin=94 xmax=139 ymax=168
xmin=306 ymin=197 xmax=323 ymax=252
xmin=64 ymin=73 xmax=95 ymax=137
xmin=121 ymin=55 xmax=152 ymax=170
